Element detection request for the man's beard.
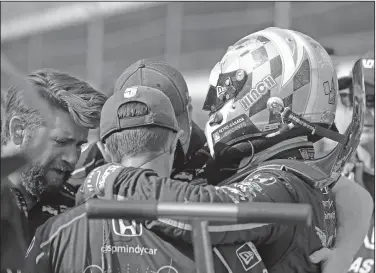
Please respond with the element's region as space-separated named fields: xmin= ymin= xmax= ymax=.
xmin=18 ymin=136 xmax=73 ymax=199
xmin=20 ymin=163 xmax=73 ymax=200
xmin=20 ymin=163 xmax=47 ymax=200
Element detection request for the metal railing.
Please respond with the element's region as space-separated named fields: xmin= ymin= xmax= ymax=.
xmin=86 ymin=199 xmax=312 ymax=273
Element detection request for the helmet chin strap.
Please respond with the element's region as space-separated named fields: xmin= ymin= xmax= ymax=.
xmin=247 ymin=137 xmax=311 ymax=166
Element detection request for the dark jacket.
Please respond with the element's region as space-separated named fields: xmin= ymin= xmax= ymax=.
xmin=25 ymin=157 xmax=335 ymax=273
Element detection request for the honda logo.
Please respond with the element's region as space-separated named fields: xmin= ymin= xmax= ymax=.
xmin=112 ymin=219 xmax=143 ymax=237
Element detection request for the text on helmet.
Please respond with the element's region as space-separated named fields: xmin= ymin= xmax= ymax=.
xmin=239 ymin=75 xmax=277 ymax=111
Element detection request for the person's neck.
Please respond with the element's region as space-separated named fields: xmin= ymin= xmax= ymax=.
xmin=120 ymin=152 xmax=172 ymax=178
xmin=7 ymin=170 xmax=38 ymax=210
xmin=2 ymin=143 xmax=38 ymax=209
xmin=239 ymin=136 xmax=311 ymax=170
xmin=357 ymin=144 xmax=375 ymax=173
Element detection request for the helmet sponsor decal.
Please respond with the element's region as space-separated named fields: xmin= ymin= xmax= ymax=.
xmin=262 ymin=123 xmax=280 ymax=132
xmin=211 ymin=114 xmax=259 ymax=145
xmin=298 ymin=148 xmax=315 ymax=160
xmin=323 ymin=78 xmax=337 ymax=105
xmin=216 ymin=85 xmax=226 ymax=98
xmin=239 ymin=75 xmax=277 ymax=110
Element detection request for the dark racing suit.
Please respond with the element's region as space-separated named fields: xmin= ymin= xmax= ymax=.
xmin=24 ymin=165 xmax=267 ymax=273
xmin=1 ymin=155 xmax=76 ymax=273
xmin=9 ymin=182 xmax=76 ymax=240
xmin=1 ymin=179 xmax=29 ymax=273
xmin=25 ymin=145 xmax=335 ymax=273
xmin=346 ymin=155 xmax=375 ymax=273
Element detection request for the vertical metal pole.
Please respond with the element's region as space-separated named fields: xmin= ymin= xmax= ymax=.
xmin=27 ymin=34 xmax=43 ymax=71
xmin=86 ymin=18 xmax=104 ymax=90
xmin=191 ymin=220 xmax=215 ymax=273
xmin=274 ymin=2 xmax=292 ymax=28
xmin=165 ymin=3 xmax=183 ymax=68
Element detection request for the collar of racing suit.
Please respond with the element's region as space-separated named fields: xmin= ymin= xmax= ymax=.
xmin=239 ymin=137 xmax=315 ymax=170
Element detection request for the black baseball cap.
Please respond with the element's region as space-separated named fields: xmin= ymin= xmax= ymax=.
xmin=114 ymin=59 xmax=190 ymax=117
xmin=100 ymin=86 xmax=180 ymax=142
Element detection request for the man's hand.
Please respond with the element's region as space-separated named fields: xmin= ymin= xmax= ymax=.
xmin=309 ymin=247 xmax=353 ymax=273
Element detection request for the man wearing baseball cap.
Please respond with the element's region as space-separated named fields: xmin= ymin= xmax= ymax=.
xmin=113 ymin=59 xmax=207 ymax=181
xmin=67 ymin=60 xmax=207 ymax=190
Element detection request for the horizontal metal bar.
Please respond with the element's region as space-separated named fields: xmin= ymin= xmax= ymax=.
xmin=85 ymin=199 xmax=312 ymax=226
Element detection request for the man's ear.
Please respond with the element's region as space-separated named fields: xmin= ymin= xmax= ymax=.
xmin=9 ymin=116 xmax=24 ymax=146
xmin=96 ymin=141 xmax=113 ymax=163
xmin=170 ymin=130 xmax=184 ymax=154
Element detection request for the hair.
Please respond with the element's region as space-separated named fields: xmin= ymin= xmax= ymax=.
xmin=105 ymin=102 xmax=176 ymax=163
xmin=1 ymin=69 xmax=108 ymax=145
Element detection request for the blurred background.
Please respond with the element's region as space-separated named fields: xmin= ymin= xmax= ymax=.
xmin=1 ymin=1 xmax=374 ymax=131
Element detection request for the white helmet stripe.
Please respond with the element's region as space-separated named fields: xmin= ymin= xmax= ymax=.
xmin=285 ymin=30 xmax=305 ymax=71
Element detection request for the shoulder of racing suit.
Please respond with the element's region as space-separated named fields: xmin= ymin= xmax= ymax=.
xmin=220 ymin=158 xmax=336 ymax=189
xmin=23 ymin=204 xmax=87 ymax=273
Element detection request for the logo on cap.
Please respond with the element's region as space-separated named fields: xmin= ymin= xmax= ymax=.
xmin=124 ymin=87 xmax=138 ymax=98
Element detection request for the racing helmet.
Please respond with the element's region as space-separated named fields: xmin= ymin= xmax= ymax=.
xmin=336 ymin=50 xmax=374 ymax=109
xmin=203 ymin=27 xmax=339 ymax=157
